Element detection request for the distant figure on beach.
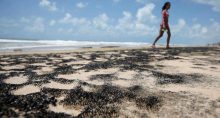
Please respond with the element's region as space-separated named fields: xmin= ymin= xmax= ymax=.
xmin=152 ymin=2 xmax=171 ymax=49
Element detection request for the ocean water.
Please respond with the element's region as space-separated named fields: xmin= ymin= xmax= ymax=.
xmin=0 ymin=39 xmax=150 ymax=52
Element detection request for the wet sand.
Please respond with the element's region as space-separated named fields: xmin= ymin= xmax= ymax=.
xmin=0 ymin=46 xmax=220 ymax=117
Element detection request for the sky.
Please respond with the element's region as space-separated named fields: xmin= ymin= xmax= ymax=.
xmin=0 ymin=0 xmax=220 ymax=45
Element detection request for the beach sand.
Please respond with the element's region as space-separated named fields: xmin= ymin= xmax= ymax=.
xmin=0 ymin=46 xmax=219 ymax=117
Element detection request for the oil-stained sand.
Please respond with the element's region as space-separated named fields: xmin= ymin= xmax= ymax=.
xmin=0 ymin=46 xmax=219 ymax=117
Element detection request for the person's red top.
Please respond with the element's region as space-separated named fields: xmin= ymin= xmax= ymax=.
xmin=161 ymin=9 xmax=169 ymax=28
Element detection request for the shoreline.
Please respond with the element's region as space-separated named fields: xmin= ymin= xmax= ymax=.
xmin=0 ymin=46 xmax=139 ymax=55
xmin=0 ymin=45 xmax=219 ymax=56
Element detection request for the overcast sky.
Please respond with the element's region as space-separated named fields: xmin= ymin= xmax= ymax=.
xmin=0 ymin=0 xmax=220 ymax=44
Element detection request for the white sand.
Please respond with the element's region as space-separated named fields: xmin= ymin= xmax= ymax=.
xmin=57 ymin=71 xmax=92 ymax=81
xmin=3 ymin=65 xmax=26 ymax=70
xmin=65 ymin=60 xmax=91 ymax=65
xmin=82 ymin=55 xmax=91 ymax=60
xmin=112 ymin=79 xmax=132 ymax=87
xmin=12 ymin=85 xmax=40 ymax=95
xmin=86 ymin=80 xmax=105 ymax=86
xmin=149 ymin=58 xmax=220 ymax=78
xmin=0 ymin=61 xmax=9 ymax=65
xmin=117 ymin=70 xmax=137 ymax=79
xmin=89 ymin=68 xmax=119 ymax=75
xmin=4 ymin=75 xmax=28 ymax=84
xmin=42 ymin=81 xmax=78 ymax=90
xmin=136 ymin=76 xmax=156 ymax=90
xmin=61 ymin=55 xmax=77 ymax=60
xmin=120 ymin=101 xmax=140 ymax=117
xmin=49 ymin=104 xmax=83 ymax=116
xmin=58 ymin=68 xmax=119 ymax=81
xmin=160 ymin=84 xmax=220 ymax=100
xmin=119 ymin=101 xmax=155 ymax=118
xmin=30 ymin=63 xmax=47 ymax=66
xmin=58 ymin=74 xmax=78 ymax=80
xmin=33 ymin=66 xmax=54 ymax=75
xmin=94 ymin=58 xmax=108 ymax=62
xmin=105 ymin=51 xmax=120 ymax=55
xmin=81 ymin=85 xmax=94 ymax=92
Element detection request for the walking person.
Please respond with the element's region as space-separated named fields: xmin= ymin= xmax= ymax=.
xmin=152 ymin=2 xmax=171 ymax=49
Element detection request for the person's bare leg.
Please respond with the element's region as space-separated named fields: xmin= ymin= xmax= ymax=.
xmin=166 ymin=27 xmax=171 ymax=49
xmin=153 ymin=29 xmax=164 ymax=47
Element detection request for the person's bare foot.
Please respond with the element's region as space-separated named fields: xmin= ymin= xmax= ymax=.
xmin=166 ymin=45 xmax=170 ymax=49
xmin=152 ymin=45 xmax=156 ymax=49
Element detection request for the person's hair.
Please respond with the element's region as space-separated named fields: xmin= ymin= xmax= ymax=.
xmin=162 ymin=2 xmax=170 ymax=11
